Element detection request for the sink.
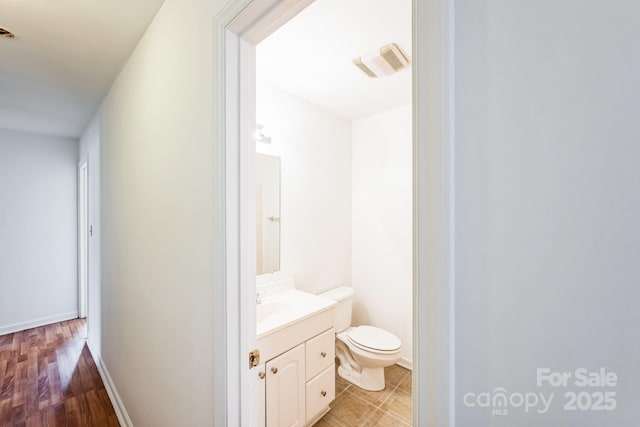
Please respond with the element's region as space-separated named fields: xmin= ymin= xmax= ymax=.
xmin=256 ymin=288 xmax=337 ymax=362
xmin=256 ymin=301 xmax=291 ymax=323
xmin=256 ymin=289 xmax=336 ymax=340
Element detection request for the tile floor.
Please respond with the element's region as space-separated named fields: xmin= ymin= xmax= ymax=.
xmin=315 ymin=364 xmax=412 ymax=426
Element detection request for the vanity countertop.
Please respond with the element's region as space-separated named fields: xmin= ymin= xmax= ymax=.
xmin=257 ymin=289 xmax=336 ymax=339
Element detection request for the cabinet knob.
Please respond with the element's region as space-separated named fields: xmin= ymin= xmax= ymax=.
xmin=271 ymin=367 xmax=278 ymax=374
xmin=320 ymin=352 xmax=327 ymax=358
xmin=258 ymin=371 xmax=265 ymax=379
xmin=321 ymin=391 xmax=327 ymax=397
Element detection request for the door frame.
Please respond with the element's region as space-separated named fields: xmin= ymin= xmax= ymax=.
xmin=78 ymin=159 xmax=89 ymax=320
xmin=212 ymin=0 xmax=456 ymax=425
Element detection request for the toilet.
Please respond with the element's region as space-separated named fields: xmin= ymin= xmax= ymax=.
xmin=319 ymin=286 xmax=402 ymax=391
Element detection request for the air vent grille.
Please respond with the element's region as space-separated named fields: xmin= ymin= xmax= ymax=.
xmin=353 ymin=43 xmax=410 ymax=78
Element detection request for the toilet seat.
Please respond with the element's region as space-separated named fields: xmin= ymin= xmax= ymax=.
xmin=346 ymin=326 xmax=401 ymax=354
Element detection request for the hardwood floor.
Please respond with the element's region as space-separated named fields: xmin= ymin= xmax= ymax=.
xmin=0 ymin=319 xmax=119 ymax=427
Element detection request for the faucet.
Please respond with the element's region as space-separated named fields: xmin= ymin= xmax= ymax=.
xmin=256 ymin=290 xmax=267 ymax=304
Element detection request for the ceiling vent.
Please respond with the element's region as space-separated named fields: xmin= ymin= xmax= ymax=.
xmin=0 ymin=27 xmax=16 ymax=39
xmin=353 ymin=43 xmax=410 ymax=78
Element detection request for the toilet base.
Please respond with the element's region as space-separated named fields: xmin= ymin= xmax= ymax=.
xmin=335 ymin=338 xmax=393 ymax=391
xmin=337 ymin=362 xmax=386 ymax=391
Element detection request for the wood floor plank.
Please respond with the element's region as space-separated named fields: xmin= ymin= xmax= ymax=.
xmin=0 ymin=320 xmax=119 ymax=426
xmin=24 ymin=413 xmax=43 ymax=427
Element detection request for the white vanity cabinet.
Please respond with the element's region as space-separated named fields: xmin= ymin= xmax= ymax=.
xmin=255 ymin=286 xmax=337 ymax=426
xmin=257 ymin=327 xmax=336 ymax=427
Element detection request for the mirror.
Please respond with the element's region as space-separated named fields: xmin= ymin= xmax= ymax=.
xmin=256 ymin=153 xmax=281 ymax=275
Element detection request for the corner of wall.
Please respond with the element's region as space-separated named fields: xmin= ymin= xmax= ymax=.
xmin=88 ymin=343 xmax=134 ymax=427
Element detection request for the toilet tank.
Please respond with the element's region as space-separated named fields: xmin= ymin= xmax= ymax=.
xmin=319 ymin=286 xmax=354 ymax=333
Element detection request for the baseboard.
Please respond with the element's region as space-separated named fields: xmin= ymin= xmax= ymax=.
xmin=306 ymin=406 xmax=330 ymax=426
xmin=88 ymin=343 xmax=134 ymax=427
xmin=396 ymin=357 xmax=413 ymax=371
xmin=0 ymin=312 xmax=78 ymax=335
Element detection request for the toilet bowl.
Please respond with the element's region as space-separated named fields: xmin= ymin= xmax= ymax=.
xmin=319 ymin=287 xmax=402 ymax=391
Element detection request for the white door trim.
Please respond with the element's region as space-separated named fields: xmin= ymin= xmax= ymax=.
xmin=78 ymin=159 xmax=89 ymax=320
xmin=213 ymin=3 xmax=257 ymax=426
xmin=212 ymin=0 xmax=456 ymax=425
xmin=413 ymin=0 xmax=456 ymax=425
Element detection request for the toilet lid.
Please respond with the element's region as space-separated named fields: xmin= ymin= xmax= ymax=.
xmin=347 ymin=326 xmax=401 ymax=352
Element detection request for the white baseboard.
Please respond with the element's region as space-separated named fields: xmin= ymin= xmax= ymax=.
xmin=88 ymin=342 xmax=133 ymax=427
xmin=305 ymin=406 xmax=330 ymax=426
xmin=396 ymin=356 xmax=413 ymax=371
xmin=0 ymin=312 xmax=78 ymax=335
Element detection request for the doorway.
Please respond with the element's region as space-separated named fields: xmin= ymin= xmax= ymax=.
xmin=78 ymin=160 xmax=89 ymax=321
xmin=213 ymin=1 xmax=455 ymax=425
xmin=255 ymin=3 xmax=413 ymax=424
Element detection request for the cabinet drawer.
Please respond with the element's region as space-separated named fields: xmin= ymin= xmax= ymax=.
xmin=305 ymin=328 xmax=334 ymax=380
xmin=305 ymin=364 xmax=335 ymax=423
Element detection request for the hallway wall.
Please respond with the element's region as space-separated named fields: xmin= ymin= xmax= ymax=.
xmin=88 ymin=0 xmax=225 ymax=425
xmin=455 ymin=0 xmax=640 ymax=424
xmin=0 ymin=128 xmax=79 ymax=334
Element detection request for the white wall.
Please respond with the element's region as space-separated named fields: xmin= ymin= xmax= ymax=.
xmin=87 ymin=0 xmax=225 ymax=425
xmin=455 ymin=0 xmax=640 ymax=425
xmin=351 ymin=104 xmax=412 ymax=366
xmin=256 ymin=81 xmax=352 ymax=295
xmin=79 ymin=116 xmax=101 ymax=357
xmin=0 ymin=128 xmax=78 ymax=333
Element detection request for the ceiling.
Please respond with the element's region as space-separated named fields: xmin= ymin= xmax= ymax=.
xmin=0 ymin=0 xmax=165 ymax=138
xmin=256 ymin=0 xmax=412 ymax=121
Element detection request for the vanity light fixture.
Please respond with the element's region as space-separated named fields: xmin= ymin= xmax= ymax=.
xmin=353 ymin=42 xmax=410 ymax=78
xmin=254 ymin=124 xmax=272 ymax=144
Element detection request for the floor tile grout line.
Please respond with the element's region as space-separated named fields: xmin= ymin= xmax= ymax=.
xmin=369 ymin=407 xmax=410 ymax=427
xmin=324 ymin=366 xmax=412 ymax=426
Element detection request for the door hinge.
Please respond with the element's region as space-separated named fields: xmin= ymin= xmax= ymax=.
xmin=249 ymin=349 xmax=260 ymax=369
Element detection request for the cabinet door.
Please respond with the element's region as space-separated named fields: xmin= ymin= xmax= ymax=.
xmin=256 ymin=363 xmax=266 ymax=427
xmin=266 ymin=343 xmax=306 ymax=427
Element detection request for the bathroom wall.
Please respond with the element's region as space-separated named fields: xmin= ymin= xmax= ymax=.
xmin=256 ymin=81 xmax=352 ymax=295
xmin=257 ymin=82 xmax=413 ymax=364
xmin=0 ymin=128 xmax=79 ymax=334
xmin=351 ymin=104 xmax=412 ymax=367
xmin=78 ymin=116 xmax=102 ymax=357
xmin=455 ymin=0 xmax=640 ymax=424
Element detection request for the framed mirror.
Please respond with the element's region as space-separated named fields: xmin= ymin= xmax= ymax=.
xmin=256 ymin=153 xmax=281 ymax=275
